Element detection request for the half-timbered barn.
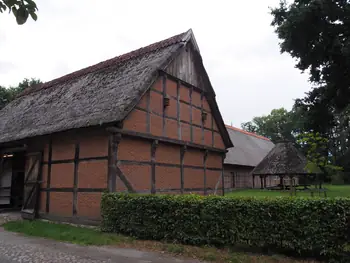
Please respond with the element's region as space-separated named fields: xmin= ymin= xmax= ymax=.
xmin=223 ymin=125 xmax=275 ymax=190
xmin=0 ymin=29 xmax=232 ymax=224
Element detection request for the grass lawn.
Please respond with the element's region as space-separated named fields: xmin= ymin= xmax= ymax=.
xmin=226 ymin=184 xmax=350 ymax=198
xmin=3 ymin=220 xmax=318 ymax=263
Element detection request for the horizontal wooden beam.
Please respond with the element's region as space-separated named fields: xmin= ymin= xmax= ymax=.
xmin=42 ymin=156 xmax=108 ymax=165
xmin=40 ymin=188 xmax=106 ymax=192
xmin=0 ymin=145 xmax=27 ymax=154
xmin=118 ymin=159 xmax=222 ymax=171
xmin=106 ymin=127 xmax=226 ymax=153
xmin=158 ymin=70 xmax=209 ymax=96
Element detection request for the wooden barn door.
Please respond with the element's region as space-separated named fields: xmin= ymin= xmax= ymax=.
xmin=21 ymin=152 xmax=42 ymax=220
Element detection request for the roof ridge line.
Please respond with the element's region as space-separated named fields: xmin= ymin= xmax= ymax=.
xmin=225 ymin=124 xmax=271 ymax=141
xmin=18 ymin=30 xmax=188 ymax=98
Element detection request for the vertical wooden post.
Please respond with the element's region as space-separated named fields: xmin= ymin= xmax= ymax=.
xmin=162 ymin=74 xmax=167 ymax=137
xmin=180 ymin=145 xmax=187 ymax=194
xmin=264 ymin=175 xmax=267 ymax=189
xmin=151 ymin=140 xmax=158 ymax=194
xmin=203 ymin=150 xmax=208 ymax=195
xmin=211 ymin=115 xmax=214 ymax=147
xmin=46 ymin=138 xmax=52 ymax=213
xmin=279 ymin=175 xmax=283 ymax=188
xmin=146 ymin=90 xmax=151 ymax=133
xmin=221 ymin=154 xmax=225 ymax=196
xmin=260 ymin=176 xmax=263 ymax=189
xmin=252 ymin=174 xmax=255 ymax=189
xmin=177 ymin=80 xmax=181 ymax=140
xmin=189 ymin=87 xmax=193 ymax=142
xmin=72 ymin=141 xmax=80 ymax=216
xmin=108 ymin=132 xmax=121 ymax=192
xmin=201 ymin=92 xmax=205 ymax=144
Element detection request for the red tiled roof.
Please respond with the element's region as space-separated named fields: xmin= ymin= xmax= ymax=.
xmin=225 ymin=125 xmax=270 ymax=141
xmin=19 ymin=31 xmax=187 ymax=97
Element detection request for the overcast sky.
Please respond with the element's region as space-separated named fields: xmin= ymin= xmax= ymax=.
xmin=0 ymin=0 xmax=311 ymax=127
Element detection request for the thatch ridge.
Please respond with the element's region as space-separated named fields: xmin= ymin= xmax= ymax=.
xmin=252 ymin=141 xmax=310 ymax=175
xmin=19 ymin=31 xmax=187 ymax=98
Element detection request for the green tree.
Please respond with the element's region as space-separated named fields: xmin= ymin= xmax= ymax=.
xmin=0 ymin=78 xmax=41 ymax=110
xmin=0 ymin=0 xmax=38 ymax=24
xmin=297 ymin=132 xmax=343 ymax=187
xmin=271 ymin=0 xmax=350 ymax=111
xmin=241 ymin=108 xmax=299 ymax=143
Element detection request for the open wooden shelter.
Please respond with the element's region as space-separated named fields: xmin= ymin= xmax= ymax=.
xmin=251 ymin=141 xmax=315 ymax=189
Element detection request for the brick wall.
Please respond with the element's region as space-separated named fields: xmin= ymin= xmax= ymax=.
xmin=123 ymin=75 xmax=225 ymax=149
xmin=32 ymin=74 xmax=227 ymax=222
xmin=115 ymin=136 xmax=223 ymax=194
xmin=39 ymin=130 xmax=109 ymax=220
xmin=120 ymin=74 xmax=226 ymax=195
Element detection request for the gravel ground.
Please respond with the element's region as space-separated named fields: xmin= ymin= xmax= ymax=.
xmin=0 ymin=217 xmax=202 ymax=263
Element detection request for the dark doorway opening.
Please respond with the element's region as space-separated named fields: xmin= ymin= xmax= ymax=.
xmin=0 ymin=151 xmax=26 ymax=211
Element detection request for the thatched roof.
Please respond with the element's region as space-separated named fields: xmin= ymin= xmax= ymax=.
xmin=224 ymin=125 xmax=274 ymax=167
xmin=0 ymin=29 xmax=232 ymax=147
xmin=252 ymin=141 xmax=311 ymax=175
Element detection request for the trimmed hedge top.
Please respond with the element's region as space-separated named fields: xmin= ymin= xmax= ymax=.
xmin=101 ymin=193 xmax=350 ymax=258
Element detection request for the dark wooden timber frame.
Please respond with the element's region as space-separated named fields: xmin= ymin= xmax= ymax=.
xmin=151 ymin=140 xmax=158 ymax=194
xmin=150 ymin=70 xmax=230 ymax=149
xmin=46 ymin=139 xmax=52 ymax=213
xmin=221 ymin=154 xmax=225 ymax=196
xmin=189 ymin=86 xmax=193 ymax=142
xmin=177 ymin=80 xmax=181 ymax=139
xmin=22 ymin=152 xmax=42 ymax=219
xmin=108 ymin=132 xmax=118 ymax=192
xmin=180 ymin=145 xmax=187 ymax=194
xmin=162 ymin=74 xmax=167 ymax=137
xmin=201 ymin=92 xmax=205 ymax=145
xmin=72 ymin=141 xmax=80 ymax=215
xmin=203 ymin=150 xmax=208 ymax=195
xmin=106 ymin=127 xmax=226 ymax=154
xmin=107 ymin=129 xmax=136 ymax=193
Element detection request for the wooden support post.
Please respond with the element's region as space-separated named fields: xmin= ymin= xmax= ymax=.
xmin=151 ymin=140 xmax=158 ymax=194
xmin=221 ymin=154 xmax=225 ymax=196
xmin=260 ymin=176 xmax=263 ymax=189
xmin=108 ymin=132 xmax=121 ymax=192
xmin=180 ymin=145 xmax=187 ymax=194
xmin=177 ymin=80 xmax=181 ymax=140
xmin=189 ymin=87 xmax=193 ymax=142
xmin=46 ymin=139 xmax=52 ymax=213
xmin=279 ymin=175 xmax=283 ymax=188
xmin=162 ymin=74 xmax=167 ymax=137
xmin=72 ymin=141 xmax=80 ymax=215
xmin=252 ymin=174 xmax=255 ymax=189
xmin=264 ymin=175 xmax=267 ymax=189
xmin=201 ymin=92 xmax=205 ymax=144
xmin=203 ymin=150 xmax=208 ymax=195
xmin=146 ymin=90 xmax=151 ymax=133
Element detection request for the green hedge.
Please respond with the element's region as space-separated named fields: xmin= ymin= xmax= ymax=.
xmin=101 ymin=193 xmax=350 ymax=258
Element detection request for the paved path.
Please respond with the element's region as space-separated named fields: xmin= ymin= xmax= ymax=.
xmin=0 ymin=228 xmax=202 ymax=263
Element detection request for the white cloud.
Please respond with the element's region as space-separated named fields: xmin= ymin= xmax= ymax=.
xmin=0 ymin=0 xmax=311 ymax=127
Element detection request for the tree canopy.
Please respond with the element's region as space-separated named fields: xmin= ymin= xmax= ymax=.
xmin=0 ymin=0 xmax=38 ymax=24
xmin=241 ymin=108 xmax=300 ymax=143
xmin=271 ymin=0 xmax=350 ymax=111
xmin=0 ymin=78 xmax=41 ymax=110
